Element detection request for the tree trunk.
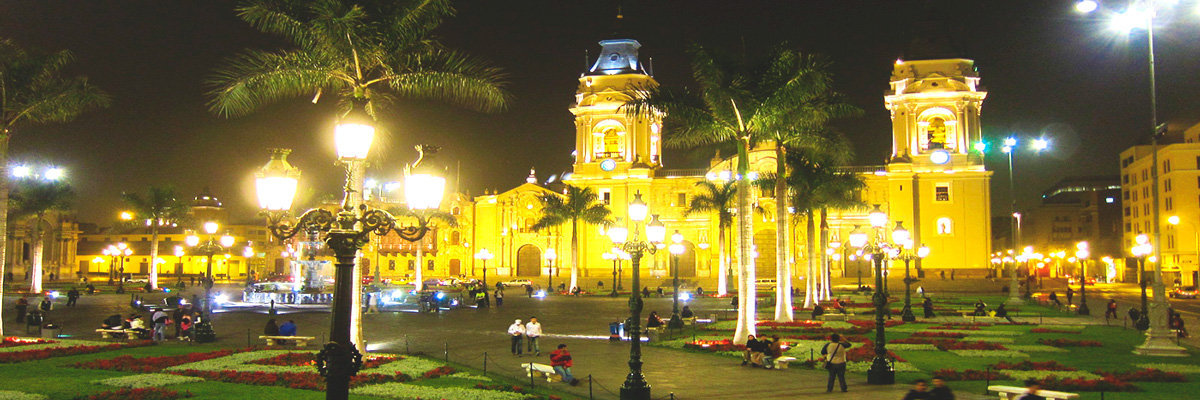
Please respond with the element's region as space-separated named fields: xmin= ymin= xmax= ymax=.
xmin=733 ymin=137 xmax=757 ymax=344
xmin=803 ymin=213 xmax=817 ymax=308
xmin=150 ymin=225 xmax=160 ymax=289
xmin=773 ymin=143 xmax=793 ymax=322
xmin=0 ymin=135 xmax=10 ymax=335
xmin=820 ymin=209 xmax=830 ymax=301
xmin=415 ymin=246 xmax=424 ymax=292
xmin=30 ymin=214 xmax=44 ymax=294
xmin=717 ymin=224 xmax=728 ymax=296
xmin=570 ymin=219 xmax=579 ymax=291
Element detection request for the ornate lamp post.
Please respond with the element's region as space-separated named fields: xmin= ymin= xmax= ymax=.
xmin=606 ymin=192 xmax=665 ymax=400
xmin=243 ymin=244 xmax=256 ymax=284
xmin=667 ymin=231 xmax=685 ymax=329
xmin=890 ymin=222 xmax=929 ymax=322
xmin=254 ymin=115 xmax=446 ymax=400
xmin=1074 ymin=241 xmax=1090 ymax=316
xmin=850 ymin=205 xmax=895 ymax=385
xmin=604 ymin=250 xmax=619 ymax=297
xmin=1131 ymin=235 xmax=1153 ymax=330
xmin=545 ymin=247 xmax=557 ymax=293
xmin=102 ymin=243 xmax=132 ymax=284
xmin=475 ymin=248 xmax=494 ymax=295
xmin=186 ymin=221 xmax=234 ymax=309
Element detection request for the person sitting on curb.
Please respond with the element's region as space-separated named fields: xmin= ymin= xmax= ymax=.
xmin=549 ymin=344 xmax=579 ymax=385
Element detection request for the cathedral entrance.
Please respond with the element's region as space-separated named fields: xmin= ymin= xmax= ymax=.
xmin=677 ymin=242 xmax=697 ymax=278
xmin=754 ymin=229 xmax=777 ymax=280
xmin=516 ymin=245 xmax=542 ymax=277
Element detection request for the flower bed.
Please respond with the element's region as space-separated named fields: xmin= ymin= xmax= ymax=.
xmin=1030 ymin=328 xmax=1080 ymax=334
xmin=683 ymin=339 xmax=743 ymax=352
xmin=1096 ymin=368 xmax=1187 ymax=382
xmin=889 ymin=337 xmax=952 ymax=345
xmin=0 ymin=337 xmax=54 ymax=348
xmin=169 ymin=369 xmax=410 ymax=391
xmin=1037 ymin=338 xmax=1102 ymax=347
xmin=0 ymin=390 xmax=47 ymax=400
xmin=1033 ymin=376 xmax=1138 ymax=392
xmin=932 ymin=368 xmax=1011 ymax=381
xmin=911 ymin=331 xmax=967 ymax=339
xmin=422 ymin=366 xmax=457 ymax=379
xmin=351 ymin=382 xmax=529 ymax=400
xmin=936 ymin=341 xmax=1006 ymax=351
xmin=846 ymin=320 xmax=904 ymax=329
xmin=93 ymin=374 xmax=204 ymax=388
xmin=930 ymin=325 xmax=979 ymax=330
xmin=991 ymin=360 xmax=1075 ymax=371
xmin=756 ymin=320 xmax=823 ymax=328
xmin=72 ymin=388 xmax=190 ymax=400
xmin=0 ymin=340 xmax=153 ymax=363
xmin=844 ymin=340 xmax=906 ymax=362
xmin=71 ymin=349 xmax=240 ymax=372
xmin=1135 ymin=363 xmax=1200 ymax=374
xmin=948 ymin=350 xmax=1028 ymax=358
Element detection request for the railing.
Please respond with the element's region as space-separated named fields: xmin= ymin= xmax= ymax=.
xmin=655 ymin=168 xmax=707 ymax=178
xmin=835 ymin=165 xmax=886 ymax=174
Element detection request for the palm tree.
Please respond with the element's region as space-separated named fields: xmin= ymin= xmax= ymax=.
xmin=810 ymin=166 xmax=866 ymax=301
xmin=757 ymin=52 xmax=860 ymax=322
xmin=9 ymin=180 xmax=74 ymax=294
xmin=627 ymin=44 xmax=854 ymax=342
xmin=531 ymin=185 xmax=611 ymax=292
xmin=208 ymin=0 xmax=509 ymax=118
xmin=0 ymin=38 xmax=109 ymax=334
xmin=684 ymin=180 xmax=737 ymax=296
xmin=122 ymin=186 xmax=192 ymax=290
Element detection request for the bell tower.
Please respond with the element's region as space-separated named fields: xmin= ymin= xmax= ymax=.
xmin=884 ymin=58 xmax=986 ymax=168
xmin=569 ymin=37 xmax=661 ymax=178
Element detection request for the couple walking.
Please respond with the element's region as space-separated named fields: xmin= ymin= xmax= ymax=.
xmin=507 ymin=317 xmax=543 ymax=356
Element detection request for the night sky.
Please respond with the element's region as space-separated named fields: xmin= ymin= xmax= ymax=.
xmin=3 ymin=0 xmax=1199 ymax=224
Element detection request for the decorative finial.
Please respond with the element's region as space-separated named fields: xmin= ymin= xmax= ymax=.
xmin=526 ymin=168 xmax=537 ymax=184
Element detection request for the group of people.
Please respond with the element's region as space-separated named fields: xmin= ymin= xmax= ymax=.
xmin=971 ymin=299 xmax=1014 ymax=322
xmin=505 ymin=317 xmax=578 ymax=386
xmin=100 ymin=306 xmax=198 ymax=341
xmin=263 ymin=318 xmax=299 ymax=337
xmin=742 ymin=334 xmax=785 ymax=369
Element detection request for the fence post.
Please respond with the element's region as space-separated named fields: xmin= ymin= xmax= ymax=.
xmin=530 ymin=363 xmax=535 ymax=387
xmin=483 ymin=352 xmax=488 ymax=375
xmin=984 ymin=367 xmax=991 ymax=395
xmin=1100 ymin=390 xmax=1105 ymax=400
xmin=589 ymin=374 xmax=594 ymax=400
xmin=810 ymin=348 xmax=814 ymax=361
xmin=405 ymin=334 xmax=410 ymax=354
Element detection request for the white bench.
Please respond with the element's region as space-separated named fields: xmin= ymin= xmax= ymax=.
xmin=773 ymin=356 xmax=797 ymax=369
xmin=259 ymin=335 xmax=316 ymax=347
xmin=988 ymin=385 xmax=1079 ymax=400
xmin=523 ymin=362 xmax=559 ymax=382
xmin=817 ymin=313 xmax=851 ymax=321
xmin=96 ymin=329 xmax=138 ymax=340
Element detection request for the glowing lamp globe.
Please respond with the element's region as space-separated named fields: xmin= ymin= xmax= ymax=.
xmin=646 ymin=215 xmax=667 ymax=244
xmin=334 ymin=106 xmax=375 ymax=161
xmin=545 ymin=248 xmax=557 ymax=261
xmin=669 ymin=243 xmax=685 ymax=255
xmin=220 ymin=234 xmax=235 ymax=248
xmin=672 ymin=230 xmax=683 ymax=244
xmin=203 ymin=222 xmax=219 ymax=235
xmin=848 ymin=231 xmax=868 ymax=249
xmin=607 ymin=224 xmax=629 ymax=245
xmin=868 ymin=205 xmax=888 ymax=228
xmin=243 ymin=246 xmax=254 ymax=258
xmin=1169 ymin=215 xmax=1181 ymax=225
xmin=628 ymin=192 xmax=649 ymax=222
xmin=602 ymin=252 xmax=614 ymax=261
xmin=917 ymin=246 xmax=931 ymax=258
xmin=174 ymin=246 xmax=184 ymax=257
xmin=1075 ymin=0 xmax=1098 ymax=13
xmin=256 ymin=149 xmax=301 ymax=211
xmin=185 ymin=234 xmax=199 ymax=247
xmin=891 ymin=221 xmax=910 ymax=245
xmin=404 ymin=174 xmax=445 ymax=210
xmin=475 ymin=248 xmax=494 ymax=261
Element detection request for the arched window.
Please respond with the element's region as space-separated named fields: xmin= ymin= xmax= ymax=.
xmin=451 ymin=207 xmax=461 ymax=216
xmin=927 ymin=117 xmax=948 ymax=150
xmin=591 ymin=120 xmax=626 ymax=160
xmin=917 ymin=108 xmax=957 ymax=152
xmin=450 ymin=231 xmax=462 ymax=246
xmin=937 ymin=217 xmax=953 ymax=235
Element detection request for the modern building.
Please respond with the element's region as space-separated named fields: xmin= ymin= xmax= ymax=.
xmin=1120 ymin=122 xmax=1200 ymax=287
xmin=1024 ymin=176 xmax=1123 ymax=279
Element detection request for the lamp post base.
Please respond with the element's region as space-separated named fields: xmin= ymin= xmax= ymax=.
xmin=619 ymin=385 xmax=651 ymax=400
xmin=1005 ymin=295 xmax=1025 ymax=305
xmin=866 ymin=357 xmax=895 ymax=385
xmin=900 ymin=305 xmax=916 ymax=322
xmin=1134 ymin=328 xmax=1188 ymax=356
xmin=667 ymin=315 xmax=684 ymax=329
xmin=1077 ymin=302 xmax=1090 ymax=316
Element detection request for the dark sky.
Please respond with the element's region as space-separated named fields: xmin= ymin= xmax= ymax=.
xmin=3 ymin=0 xmax=1200 ymax=224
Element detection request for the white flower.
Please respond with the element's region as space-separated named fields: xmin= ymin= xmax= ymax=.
xmin=0 ymin=338 xmax=110 ymax=354
xmin=1135 ymin=363 xmax=1200 ymax=374
xmin=0 ymin=390 xmax=47 ymax=400
xmin=93 ymin=373 xmax=204 ymax=388
xmin=888 ymin=344 xmax=939 ymax=351
xmin=948 ymin=350 xmax=1029 ymax=358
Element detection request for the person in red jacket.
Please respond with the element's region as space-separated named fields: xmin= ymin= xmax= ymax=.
xmin=549 ymin=343 xmax=578 ymax=385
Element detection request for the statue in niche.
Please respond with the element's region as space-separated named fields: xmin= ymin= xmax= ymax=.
xmin=926 ymin=117 xmax=948 ymax=150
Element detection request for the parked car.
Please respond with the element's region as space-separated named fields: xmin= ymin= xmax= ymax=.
xmin=1170 ymin=286 xmax=1198 ymax=299
xmin=1066 ymin=276 xmax=1097 ymax=285
xmin=754 ymin=278 xmax=777 ymax=289
xmin=500 ymin=279 xmax=533 ymax=287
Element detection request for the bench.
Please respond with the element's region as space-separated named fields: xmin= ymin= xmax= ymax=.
xmin=96 ymin=328 xmax=138 ymax=340
xmin=772 ymin=356 xmax=797 ymax=370
xmin=523 ymin=362 xmax=560 ymax=382
xmin=988 ymin=385 xmax=1078 ymax=400
xmin=816 ymin=313 xmax=851 ymax=321
xmin=259 ymin=335 xmax=316 ymax=347
xmin=682 ymin=316 xmax=697 ymax=326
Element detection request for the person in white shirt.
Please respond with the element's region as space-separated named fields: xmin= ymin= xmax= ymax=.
xmin=525 ymin=317 xmax=543 ymax=356
xmin=507 ymin=319 xmax=525 ymax=356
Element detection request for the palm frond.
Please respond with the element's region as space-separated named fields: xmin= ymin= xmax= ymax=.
xmin=207 ymin=49 xmax=343 ymax=117
xmin=9 ymin=180 xmax=73 ymax=218
xmin=382 ymin=49 xmax=510 ymax=113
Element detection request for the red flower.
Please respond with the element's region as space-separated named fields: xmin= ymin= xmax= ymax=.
xmin=932 ymin=368 xmax=1010 ymax=381
xmin=71 ymin=349 xmax=240 ymax=372
xmin=0 ymin=340 xmax=153 ymax=363
xmin=1037 ymin=338 xmax=1103 ymax=347
xmin=1095 ymin=368 xmax=1187 ymax=382
xmin=991 ymin=360 xmax=1075 ymax=371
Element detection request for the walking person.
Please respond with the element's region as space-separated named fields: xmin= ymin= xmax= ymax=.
xmin=525 ymin=317 xmax=543 ymax=356
xmin=151 ymin=308 xmax=169 ymax=342
xmin=922 ymin=296 xmax=936 ymax=318
xmin=508 ymin=319 xmax=525 ymax=356
xmin=549 ymin=344 xmax=578 ymax=385
xmin=495 ymin=289 xmax=504 ymax=307
xmin=1066 ymin=286 xmax=1074 ymax=305
xmin=902 ymin=379 xmax=931 ymax=400
xmin=66 ymin=288 xmax=80 ymax=307
xmin=1105 ymin=299 xmax=1118 ymax=320
xmin=930 ymin=376 xmax=955 ymax=400
xmin=822 ymin=333 xmax=852 ymax=393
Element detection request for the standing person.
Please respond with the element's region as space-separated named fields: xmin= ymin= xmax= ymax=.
xmin=66 ymin=288 xmax=80 ymax=307
xmin=1066 ymin=286 xmax=1074 ymax=305
xmin=14 ymin=297 xmax=28 ymax=323
xmin=172 ymin=306 xmax=185 ymax=338
xmin=38 ymin=297 xmax=53 ymax=313
xmin=365 ymin=292 xmax=379 ymax=313
xmin=524 ymin=284 xmax=533 ymax=298
xmin=151 ymin=308 xmax=169 ymax=341
xmin=1015 ymin=379 xmax=1047 ymax=400
xmin=922 ymin=296 xmax=936 ymax=318
xmin=903 ymin=379 xmax=932 ymax=400
xmin=821 ymin=333 xmax=852 ymax=393
xmin=508 ymin=319 xmax=525 ymax=356
xmin=549 ymin=344 xmax=578 ymax=385
xmin=1105 ymin=299 xmax=1118 ymax=319
xmin=930 ymin=376 xmax=955 ymax=400
xmin=495 ymin=289 xmax=505 ymax=307
xmin=525 ymin=317 xmax=543 ymax=356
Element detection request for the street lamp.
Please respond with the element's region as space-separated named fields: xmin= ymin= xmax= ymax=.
xmin=603 ymin=250 xmax=619 ymax=297
xmin=186 ymin=221 xmax=235 ymax=309
xmin=1075 ymin=241 xmax=1090 ymax=316
xmin=850 ymin=204 xmax=895 ymax=385
xmin=475 ymin=248 xmax=494 ymax=296
xmin=668 ymin=231 xmax=686 ymax=329
xmin=1132 ymin=234 xmax=1153 ymax=330
xmin=999 ymin=137 xmax=1051 ymax=305
xmin=849 ymin=226 xmax=868 ymax=291
xmin=606 ymin=192 xmax=665 ymax=400
xmin=102 ymin=243 xmax=132 ymax=285
xmin=545 ymin=247 xmax=557 ymax=293
xmin=1075 ymin=0 xmax=1190 ymax=357
xmin=256 ymin=135 xmax=445 ymax=400
xmin=890 ymin=222 xmax=928 ymax=322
